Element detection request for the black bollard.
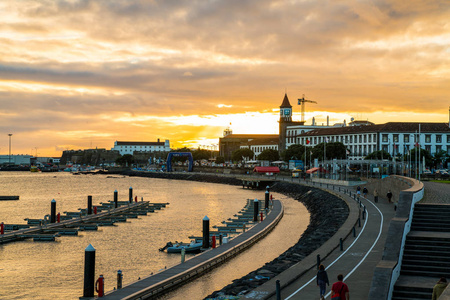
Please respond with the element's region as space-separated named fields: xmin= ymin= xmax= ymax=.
xmin=87 ymin=195 xmax=93 ymax=215
xmin=202 ymin=216 xmax=210 ymax=249
xmin=219 ymin=234 xmax=223 ymax=245
xmin=114 ymin=190 xmax=118 ymax=208
xmin=265 ymin=191 xmax=269 ymax=209
xmin=50 ymin=199 xmax=56 ymax=223
xmin=317 ymin=254 xmax=321 ymax=269
xmin=350 ymin=191 xmax=352 ymax=197
xmin=363 ymin=211 xmax=366 ymax=220
xmin=340 ymin=238 xmax=343 ymax=251
xmin=276 ymin=280 xmax=281 ymax=300
xmin=129 ymin=187 xmax=133 ymax=203
xmin=83 ymin=244 xmax=96 ymax=298
xmin=358 ymin=217 xmax=361 ymax=227
xmin=117 ymin=270 xmax=123 ymax=289
xmin=253 ymin=199 xmax=259 ymax=222
xmin=353 ymin=226 xmax=356 ymax=237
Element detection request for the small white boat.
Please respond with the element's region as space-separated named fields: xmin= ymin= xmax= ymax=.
xmin=160 ymin=241 xmax=203 ymax=253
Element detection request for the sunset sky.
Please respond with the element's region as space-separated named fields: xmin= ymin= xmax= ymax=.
xmin=0 ymin=0 xmax=449 ymax=157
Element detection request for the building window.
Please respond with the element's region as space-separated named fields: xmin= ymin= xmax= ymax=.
xmin=447 ymin=135 xmax=450 ymax=143
xmin=436 ymin=135 xmax=442 ymax=143
xmin=425 ymin=135 xmax=431 ymax=143
xmin=404 ymin=134 xmax=409 ymax=143
xmin=425 ymin=145 xmax=431 ymax=152
xmin=393 ymin=134 xmax=399 ymax=143
xmin=373 ymin=134 xmax=377 ymax=142
xmin=359 ymin=135 xmax=362 ymax=143
xmin=368 ymin=135 xmax=371 ymax=143
xmin=382 ymin=134 xmax=388 ymax=142
xmin=364 ymin=135 xmax=367 ymax=143
xmin=350 ymin=136 xmax=353 ymax=143
xmin=436 ymin=145 xmax=442 ymax=153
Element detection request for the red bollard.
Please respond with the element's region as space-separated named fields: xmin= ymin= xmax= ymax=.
xmin=93 ymin=206 xmax=97 ymax=215
xmin=95 ymin=275 xmax=104 ymax=297
xmin=260 ymin=212 xmax=264 ymax=222
xmin=1 ymin=222 xmax=4 ymax=235
xmin=57 ymin=213 xmax=60 ymax=223
xmin=270 ymin=194 xmax=273 ymax=201
xmin=135 ymin=196 xmax=137 ymax=203
xmin=212 ymin=235 xmax=216 ymax=249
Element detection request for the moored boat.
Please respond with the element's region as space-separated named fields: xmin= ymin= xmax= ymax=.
xmin=159 ymin=241 xmax=203 ymax=253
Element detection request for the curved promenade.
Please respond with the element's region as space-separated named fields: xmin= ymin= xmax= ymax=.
xmin=243 ymin=176 xmax=416 ymax=300
xmin=100 ymin=200 xmax=284 ymax=300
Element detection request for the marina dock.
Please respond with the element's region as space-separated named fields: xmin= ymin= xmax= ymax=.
xmin=101 ymin=199 xmax=283 ymax=300
xmin=0 ymin=200 xmax=168 ymax=245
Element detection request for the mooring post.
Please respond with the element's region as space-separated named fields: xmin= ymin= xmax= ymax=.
xmin=265 ymin=190 xmax=269 ymax=209
xmin=260 ymin=211 xmax=264 ymax=222
xmin=202 ymin=216 xmax=210 ymax=249
xmin=50 ymin=199 xmax=56 ymax=223
xmin=83 ymin=244 xmax=96 ymax=298
xmin=317 ymin=254 xmax=321 ymax=269
xmin=219 ymin=234 xmax=223 ymax=245
xmin=276 ymin=280 xmax=281 ymax=300
xmin=129 ymin=187 xmax=133 ymax=203
xmin=93 ymin=206 xmax=97 ymax=215
xmin=114 ymin=190 xmax=118 ymax=208
xmin=340 ymin=238 xmax=343 ymax=251
xmin=0 ymin=222 xmax=4 ymax=235
xmin=57 ymin=212 xmax=60 ymax=223
xmin=253 ymin=199 xmax=259 ymax=222
xmin=135 ymin=196 xmax=137 ymax=203
xmin=212 ymin=235 xmax=216 ymax=249
xmin=87 ymin=195 xmax=93 ymax=215
xmin=181 ymin=247 xmax=186 ymax=263
xmin=117 ymin=270 xmax=123 ymax=289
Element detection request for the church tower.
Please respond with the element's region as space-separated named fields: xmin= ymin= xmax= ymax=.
xmin=279 ymin=93 xmax=292 ymax=153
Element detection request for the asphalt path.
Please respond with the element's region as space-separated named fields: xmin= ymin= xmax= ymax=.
xmin=268 ymin=191 xmax=396 ymax=300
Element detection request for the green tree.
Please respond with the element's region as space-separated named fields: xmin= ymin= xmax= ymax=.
xmin=257 ymin=149 xmax=279 ymax=161
xmin=365 ymin=150 xmax=392 ymax=160
xmin=432 ymin=150 xmax=449 ymax=168
xmin=231 ymin=148 xmax=254 ymax=162
xmin=192 ymin=148 xmax=210 ymax=160
xmin=215 ymin=156 xmax=225 ymax=164
xmin=312 ymin=142 xmax=346 ymax=160
xmin=407 ymin=147 xmax=433 ymax=166
xmin=282 ymin=144 xmax=306 ymax=161
xmin=116 ymin=154 xmax=134 ymax=166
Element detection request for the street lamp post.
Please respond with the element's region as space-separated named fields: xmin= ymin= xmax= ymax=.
xmin=8 ymin=133 xmax=13 ymax=165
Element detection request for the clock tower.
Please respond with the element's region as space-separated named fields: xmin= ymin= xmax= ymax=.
xmin=279 ymin=93 xmax=292 ymax=153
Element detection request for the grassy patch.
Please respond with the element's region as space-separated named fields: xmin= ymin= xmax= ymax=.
xmin=430 ymin=180 xmax=450 ymax=184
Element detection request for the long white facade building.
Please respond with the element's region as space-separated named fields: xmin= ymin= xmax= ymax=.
xmin=296 ymin=122 xmax=450 ymax=160
xmin=112 ymin=139 xmax=171 ymax=155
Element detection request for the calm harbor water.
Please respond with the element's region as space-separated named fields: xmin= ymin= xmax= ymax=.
xmin=0 ymin=172 xmax=308 ymax=299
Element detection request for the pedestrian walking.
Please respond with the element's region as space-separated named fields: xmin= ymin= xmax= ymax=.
xmin=331 ymin=274 xmax=349 ymax=300
xmin=387 ymin=190 xmax=393 ymax=203
xmin=316 ymin=264 xmax=329 ymax=300
xmin=432 ymin=277 xmax=448 ymax=300
xmin=356 ymin=186 xmax=361 ymax=195
xmin=362 ymin=187 xmax=368 ymax=198
xmin=373 ymin=189 xmax=378 ymax=203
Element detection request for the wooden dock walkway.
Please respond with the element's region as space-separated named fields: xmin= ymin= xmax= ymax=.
xmin=101 ymin=200 xmax=284 ymax=300
xmin=0 ymin=201 xmax=168 ymax=245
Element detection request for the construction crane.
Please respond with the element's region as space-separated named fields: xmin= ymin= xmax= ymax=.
xmin=298 ymin=94 xmax=317 ymax=123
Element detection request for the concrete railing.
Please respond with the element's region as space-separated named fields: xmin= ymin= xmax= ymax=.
xmin=368 ymin=176 xmax=424 ymax=300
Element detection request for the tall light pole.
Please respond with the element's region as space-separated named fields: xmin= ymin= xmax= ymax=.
xmin=8 ymin=133 xmax=13 ymax=165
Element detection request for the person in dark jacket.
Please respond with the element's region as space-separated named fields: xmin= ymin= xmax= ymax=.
xmin=316 ymin=264 xmax=329 ymax=300
xmin=387 ymin=190 xmax=393 ymax=203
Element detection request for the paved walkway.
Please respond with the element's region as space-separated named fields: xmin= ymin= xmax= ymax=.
xmin=421 ymin=181 xmax=450 ymax=204
xmin=243 ymin=183 xmax=397 ymax=300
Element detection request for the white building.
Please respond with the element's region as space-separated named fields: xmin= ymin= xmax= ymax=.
xmin=112 ymin=139 xmax=171 ymax=155
xmin=0 ymin=154 xmax=33 ymax=165
xmin=297 ymin=122 xmax=450 ymax=160
xmin=240 ymin=137 xmax=279 ymax=159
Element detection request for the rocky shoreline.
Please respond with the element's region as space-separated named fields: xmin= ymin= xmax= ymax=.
xmin=117 ymin=171 xmax=349 ymax=299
